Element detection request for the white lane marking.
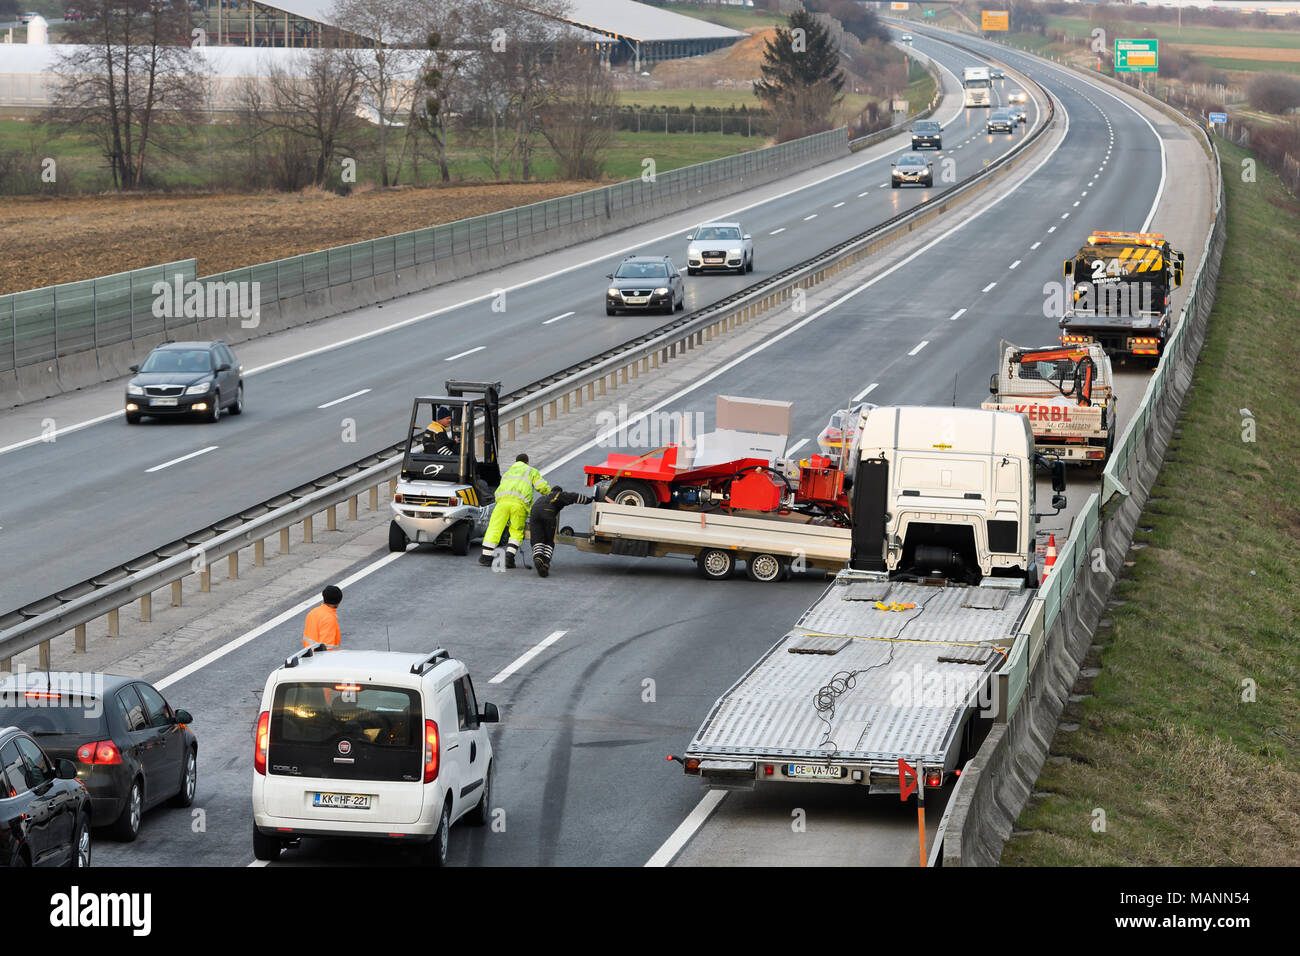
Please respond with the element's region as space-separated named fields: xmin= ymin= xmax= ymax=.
xmin=1009 ymin=260 xmax=1021 ymax=270
xmin=317 ymin=388 xmax=371 ymax=409
xmin=908 ymin=341 xmax=929 ymax=356
xmin=949 ymin=308 xmax=966 ymax=321
xmin=832 ymin=201 xmax=845 ymax=208
xmin=785 ymin=438 xmax=809 ymax=457
xmin=1048 ymin=225 xmax=1057 ymax=233
xmin=155 ymin=550 xmax=407 ymax=692
xmin=543 ymin=311 xmax=575 ymax=325
xmin=857 ymin=191 xmax=869 ymax=197
xmin=1061 ymin=212 xmax=1070 ymax=219
xmin=1081 ymin=190 xmax=1088 ymax=196
xmin=1073 ymin=200 xmax=1080 ymax=207
xmin=645 ymin=790 xmax=727 ymax=868
xmin=770 ymin=227 xmax=786 ymax=235
xmin=445 ymin=346 xmax=486 ymax=361
xmin=488 ymin=630 xmax=568 ymax=684
xmin=1030 ymin=241 xmax=1041 ymax=250
xmin=803 ymin=214 xmax=818 ymax=221
xmin=879 ymin=183 xmax=889 ymax=188
xmin=145 ymin=446 xmax=218 ymax=474
xmin=981 ymin=282 xmax=997 ymax=293
xmin=1088 ymin=181 xmax=1094 ymax=187
xmin=4 ymin=117 xmax=957 ymax=461
xmin=853 ymin=382 xmax=879 ymax=402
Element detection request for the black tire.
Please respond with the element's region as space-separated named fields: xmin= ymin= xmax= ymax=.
xmin=924 ymin=176 xmax=933 ymax=187
xmin=205 ymin=391 xmax=220 ymax=423
xmin=125 ymin=411 xmax=141 ymax=425
xmin=252 ymin=825 xmax=282 ymax=862
xmin=450 ymin=522 xmax=471 ymax=556
xmin=169 ymin=747 xmax=197 ymax=808
xmin=675 ymin=293 xmax=684 ymax=311
xmin=606 ymin=479 xmax=657 ymax=508
xmin=419 ymin=801 xmax=452 ymax=867
xmin=229 ymin=383 xmax=244 ymax=415
xmin=686 ymin=267 xmax=698 ymax=276
xmin=388 ymin=521 xmax=407 ymax=553
xmin=746 ymin=552 xmax=788 ymax=583
xmin=466 ymin=763 xmax=491 ymax=827
xmin=746 ymin=253 xmax=754 ymax=273
xmin=71 ymin=813 xmax=91 ymax=868
xmin=606 ymin=306 xmax=616 ymax=316
xmin=891 ymin=180 xmax=899 ymax=189
xmin=696 ymin=548 xmax=736 ymax=580
xmin=111 ymin=779 xmax=143 ymax=842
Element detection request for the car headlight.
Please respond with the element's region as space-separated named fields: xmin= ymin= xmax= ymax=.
xmin=185 ymin=382 xmax=212 ymax=395
xmin=654 ymin=287 xmax=669 ymax=295
xmin=608 ymin=288 xmax=620 ymax=297
xmin=727 ymin=248 xmax=742 ymax=256
xmin=127 ymin=384 xmax=144 ymax=396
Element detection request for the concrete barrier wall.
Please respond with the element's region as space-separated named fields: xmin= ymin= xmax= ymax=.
xmin=1 ymin=132 xmax=853 ymax=411
xmin=943 ymin=140 xmax=1227 ymax=866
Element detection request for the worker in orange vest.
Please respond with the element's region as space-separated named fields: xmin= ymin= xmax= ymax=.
xmin=303 ymin=585 xmax=343 ymax=649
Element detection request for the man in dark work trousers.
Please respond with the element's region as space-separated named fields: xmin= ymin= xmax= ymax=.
xmin=529 ymin=486 xmax=594 ymax=578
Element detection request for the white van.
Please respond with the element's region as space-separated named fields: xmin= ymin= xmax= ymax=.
xmin=251 ymin=646 xmax=499 ymax=866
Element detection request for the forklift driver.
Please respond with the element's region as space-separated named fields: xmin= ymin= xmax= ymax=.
xmin=420 ymin=406 xmax=459 ymax=456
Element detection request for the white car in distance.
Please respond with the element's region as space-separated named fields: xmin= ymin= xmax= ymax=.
xmin=686 ymin=222 xmax=754 ymax=275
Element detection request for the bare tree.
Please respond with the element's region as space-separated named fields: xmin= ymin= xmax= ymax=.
xmin=49 ymin=0 xmax=206 ymax=190
xmin=539 ymin=41 xmax=615 ymax=180
xmin=242 ymin=48 xmax=365 ymax=189
xmin=331 ymin=0 xmax=421 ymax=186
xmin=407 ymin=0 xmax=473 ymax=184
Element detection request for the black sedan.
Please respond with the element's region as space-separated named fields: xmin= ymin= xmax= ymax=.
xmin=910 ymin=120 xmax=942 ymax=150
xmin=0 ymin=673 xmax=196 ymax=842
xmin=125 ymin=340 xmax=244 ymax=423
xmin=0 ymin=726 xmax=91 ymax=867
xmin=606 ymin=255 xmax=685 ymax=315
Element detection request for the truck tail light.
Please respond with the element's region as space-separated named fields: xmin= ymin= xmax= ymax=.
xmin=924 ymin=769 xmax=943 ymax=788
xmin=254 ymin=711 xmax=270 ymax=775
xmin=424 ymin=720 xmax=440 ymax=783
xmin=1061 ymin=334 xmax=1092 ymax=345
xmin=1086 ymin=450 xmax=1104 ymax=460
xmin=75 ymin=740 xmax=122 ymax=765
xmin=1131 ymin=337 xmax=1160 ymax=355
xmin=684 ymin=757 xmax=700 ymax=775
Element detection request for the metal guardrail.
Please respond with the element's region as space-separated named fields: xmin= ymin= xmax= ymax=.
xmin=0 ymin=129 xmax=848 ymax=375
xmin=0 ymin=74 xmax=1059 ymax=671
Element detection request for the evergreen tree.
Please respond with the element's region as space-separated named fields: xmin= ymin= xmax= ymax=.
xmin=753 ymin=11 xmax=845 ymax=140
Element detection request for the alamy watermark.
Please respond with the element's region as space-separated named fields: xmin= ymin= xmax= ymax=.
xmin=152 ymin=276 xmax=261 ymax=329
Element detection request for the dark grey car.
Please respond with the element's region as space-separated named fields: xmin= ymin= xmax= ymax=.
xmin=125 ymin=340 xmax=244 ymax=424
xmin=891 ymin=152 xmax=934 ymax=188
xmin=606 ymin=256 xmax=685 ymax=315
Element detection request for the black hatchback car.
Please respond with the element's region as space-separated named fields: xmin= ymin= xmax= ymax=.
xmin=605 ymin=256 xmax=685 ymax=315
xmin=0 ymin=726 xmax=91 ymax=867
xmin=0 ymin=673 xmax=197 ymax=842
xmin=911 ymin=120 xmax=942 ymax=150
xmin=125 ymin=340 xmax=244 ymax=424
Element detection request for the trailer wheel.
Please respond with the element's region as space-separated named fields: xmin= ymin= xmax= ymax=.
xmin=559 ymin=526 xmax=574 ymax=537
xmin=745 ymin=553 xmax=788 ymax=583
xmin=450 ymin=522 xmax=471 ymax=556
xmin=388 ymin=521 xmax=408 ymax=553
xmin=607 ymin=479 xmax=657 ymax=508
xmin=696 ymin=548 xmax=736 ymax=580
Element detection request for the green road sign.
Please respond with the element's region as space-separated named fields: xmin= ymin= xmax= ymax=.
xmin=925 ymin=9 xmax=935 ymax=15
xmin=1115 ymin=38 xmax=1158 ymax=73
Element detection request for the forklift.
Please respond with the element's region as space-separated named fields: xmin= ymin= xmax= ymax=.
xmin=388 ymin=381 xmax=503 ymax=555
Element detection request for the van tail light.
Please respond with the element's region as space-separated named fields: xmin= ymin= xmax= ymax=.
xmin=75 ymin=740 xmax=122 ymax=765
xmin=424 ymin=720 xmax=440 ymax=783
xmin=254 ymin=711 xmax=270 ymax=776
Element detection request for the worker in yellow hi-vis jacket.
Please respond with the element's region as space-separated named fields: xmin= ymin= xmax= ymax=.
xmin=480 ymin=453 xmax=550 ymax=568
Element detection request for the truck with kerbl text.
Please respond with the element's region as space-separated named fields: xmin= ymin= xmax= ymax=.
xmin=982 ymin=342 xmax=1116 ymax=472
xmin=963 ymin=66 xmax=991 ymax=108
xmin=1059 ymin=231 xmax=1184 ymax=362
xmin=676 ymin=405 xmax=1067 ymax=794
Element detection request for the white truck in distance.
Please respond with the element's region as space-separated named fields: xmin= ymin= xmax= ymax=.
xmin=678 ymin=406 xmax=1066 ymax=794
xmin=963 ymin=66 xmax=992 ymax=108
xmin=982 ymin=343 xmax=1117 ymax=471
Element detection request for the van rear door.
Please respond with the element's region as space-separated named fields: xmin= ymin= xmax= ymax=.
xmin=265 ymin=682 xmax=424 ymax=824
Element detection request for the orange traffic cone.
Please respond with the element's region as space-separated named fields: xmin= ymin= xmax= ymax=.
xmin=1042 ymin=534 xmax=1058 ymax=580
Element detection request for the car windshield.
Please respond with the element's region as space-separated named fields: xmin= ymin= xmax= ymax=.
xmin=914 ymin=122 xmax=939 ymax=133
xmin=615 ymin=261 xmax=669 ymax=279
xmin=693 ymin=226 xmax=741 ymax=241
xmin=141 ymin=349 xmax=212 ymax=374
xmin=992 ymin=111 xmax=1011 ymax=120
xmin=899 ymin=155 xmax=926 ymax=167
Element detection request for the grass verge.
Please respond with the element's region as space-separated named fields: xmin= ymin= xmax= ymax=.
xmin=1001 ymin=138 xmax=1300 ymax=866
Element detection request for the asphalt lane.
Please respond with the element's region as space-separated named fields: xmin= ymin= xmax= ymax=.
xmin=0 ymin=36 xmax=1033 ymax=616
xmin=87 ymin=31 xmax=1193 ymax=867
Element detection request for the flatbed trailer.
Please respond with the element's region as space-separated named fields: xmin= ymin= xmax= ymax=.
xmin=682 ymin=571 xmax=1034 ymax=791
xmin=558 ymin=501 xmax=850 ymax=582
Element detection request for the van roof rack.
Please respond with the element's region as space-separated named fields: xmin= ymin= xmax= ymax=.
xmin=411 ymin=648 xmax=451 ymax=676
xmin=284 ymin=643 xmax=329 ymax=668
